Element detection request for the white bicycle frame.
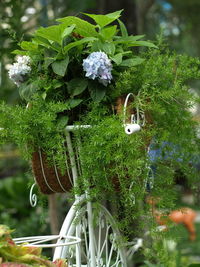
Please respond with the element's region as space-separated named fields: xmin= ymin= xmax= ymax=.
xmin=1 ymin=93 xmax=147 ymax=267
xmin=65 ymin=126 xmax=96 ymax=266
xmin=53 ymin=118 xmax=145 ymax=266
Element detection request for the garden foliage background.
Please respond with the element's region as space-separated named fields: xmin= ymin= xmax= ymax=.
xmin=1 ymin=0 xmax=200 ymax=265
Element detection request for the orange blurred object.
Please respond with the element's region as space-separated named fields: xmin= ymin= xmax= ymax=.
xmin=146 ymin=196 xmax=197 ymax=241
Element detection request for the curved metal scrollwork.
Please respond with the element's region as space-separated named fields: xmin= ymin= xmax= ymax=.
xmin=29 ymin=183 xmax=37 ymax=207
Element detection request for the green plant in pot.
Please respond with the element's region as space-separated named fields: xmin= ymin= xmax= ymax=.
xmin=1 ymin=10 xmax=200 ymax=265
xmin=1 ymin=10 xmax=156 ymax=194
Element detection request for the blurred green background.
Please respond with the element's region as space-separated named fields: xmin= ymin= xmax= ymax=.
xmin=1 ymin=0 xmax=200 ymax=265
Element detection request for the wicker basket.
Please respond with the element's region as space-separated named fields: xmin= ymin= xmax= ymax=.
xmin=32 ymin=149 xmax=73 ymax=194
xmin=31 ymin=95 xmax=152 ymax=195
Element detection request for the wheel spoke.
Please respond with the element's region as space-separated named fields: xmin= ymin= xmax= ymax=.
xmin=55 ymin=204 xmax=127 ymax=267
xmin=111 ymin=250 xmax=120 ymax=267
xmin=97 ymin=214 xmax=102 ymax=257
xmin=106 ymin=238 xmax=114 ymax=267
xmin=99 ymin=224 xmax=111 ymax=258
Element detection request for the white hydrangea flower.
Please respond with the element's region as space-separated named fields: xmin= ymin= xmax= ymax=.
xmin=17 ymin=55 xmax=30 ymax=65
xmin=8 ymin=56 xmax=31 ymax=86
xmin=82 ymin=51 xmax=112 ymax=86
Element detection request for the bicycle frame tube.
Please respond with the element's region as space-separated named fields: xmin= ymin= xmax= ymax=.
xmin=53 ymin=195 xmax=85 ymax=261
xmin=87 ymin=201 xmax=96 ymax=267
xmin=64 ymin=126 xmax=96 ymax=266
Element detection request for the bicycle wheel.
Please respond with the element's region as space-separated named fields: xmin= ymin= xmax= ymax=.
xmin=54 ymin=202 xmax=127 ymax=267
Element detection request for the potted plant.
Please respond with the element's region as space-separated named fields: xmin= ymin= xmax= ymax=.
xmin=0 ymin=10 xmax=157 ymax=194
xmin=1 ymin=11 xmax=200 ymax=265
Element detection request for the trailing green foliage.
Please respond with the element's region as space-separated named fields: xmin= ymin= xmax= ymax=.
xmin=0 ymin=99 xmax=71 ymax=172
xmin=72 ymin=49 xmax=200 ymax=254
xmin=1 ymin=10 xmax=200 ymax=265
xmin=1 ymin=49 xmax=200 ymax=236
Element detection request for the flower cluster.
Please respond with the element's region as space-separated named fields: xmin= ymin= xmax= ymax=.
xmin=82 ymin=52 xmax=112 ymax=86
xmin=8 ymin=56 xmax=31 ymax=86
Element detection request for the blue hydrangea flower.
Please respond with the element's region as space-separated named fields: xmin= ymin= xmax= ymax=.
xmin=82 ymin=51 xmax=112 ymax=86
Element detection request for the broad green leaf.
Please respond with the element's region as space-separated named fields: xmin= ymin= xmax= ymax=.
xmin=117 ymin=19 xmax=128 ymax=37
xmin=127 ymin=40 xmax=158 ymax=48
xmin=19 ymin=82 xmax=38 ymax=101
xmin=83 ymin=10 xmax=123 ymax=28
xmin=57 ymin=16 xmax=98 ymax=37
xmin=61 ymin=24 xmax=76 ymax=40
xmin=88 ymin=81 xmax=106 ymax=102
xmin=100 ymin=26 xmax=117 ymax=40
xmin=120 ymin=51 xmax=132 ymax=56
xmin=106 ymin=10 xmax=123 ymax=19
xmin=11 ymin=50 xmax=28 ymax=55
xmin=20 ymin=41 xmax=38 ymax=51
xmin=91 ymin=41 xmax=104 ymax=51
xmin=33 ymin=36 xmax=58 ymax=51
xmin=110 ymin=53 xmax=123 ymax=65
xmin=52 ymin=79 xmax=64 ymax=89
xmin=102 ymin=42 xmax=115 ymax=55
xmin=44 ymin=58 xmax=55 ymax=69
xmin=33 ymin=36 xmax=51 ymax=46
xmin=91 ymin=41 xmax=115 ymax=55
xmin=120 ymin=57 xmax=145 ymax=67
xmin=68 ymin=78 xmax=88 ymax=96
xmin=51 ymin=56 xmax=69 ymax=76
xmin=64 ymin=37 xmax=97 ymax=53
xmin=114 ymin=35 xmax=145 ymax=44
xmin=66 ymin=98 xmax=83 ymax=108
xmin=36 ymin=24 xmax=66 ymax=45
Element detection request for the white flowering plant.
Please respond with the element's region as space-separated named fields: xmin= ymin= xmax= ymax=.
xmin=9 ymin=10 xmax=156 ymax=110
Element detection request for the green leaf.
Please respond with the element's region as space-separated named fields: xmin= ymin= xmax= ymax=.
xmin=57 ymin=16 xmax=98 ymax=37
xmin=11 ymin=50 xmax=28 ymax=55
xmin=117 ymin=19 xmax=128 ymax=37
xmin=51 ymin=56 xmax=69 ymax=76
xmin=91 ymin=41 xmax=115 ymax=55
xmin=33 ymin=36 xmax=58 ymax=51
xmin=20 ymin=41 xmax=38 ymax=51
xmin=100 ymin=26 xmax=117 ymax=40
xmin=36 ymin=24 xmax=66 ymax=45
xmin=127 ymin=40 xmax=158 ymax=48
xmin=102 ymin=42 xmax=115 ymax=55
xmin=83 ymin=10 xmax=123 ymax=28
xmin=120 ymin=57 xmax=145 ymax=67
xmin=91 ymin=41 xmax=104 ymax=52
xmin=19 ymin=82 xmax=38 ymax=101
xmin=68 ymin=78 xmax=88 ymax=97
xmin=110 ymin=53 xmax=123 ymax=65
xmin=64 ymin=37 xmax=97 ymax=53
xmin=44 ymin=58 xmax=55 ymax=69
xmin=106 ymin=10 xmax=123 ymax=19
xmin=114 ymin=35 xmax=145 ymax=44
xmin=52 ymin=79 xmax=64 ymax=89
xmin=61 ymin=24 xmax=76 ymax=40
xmin=88 ymin=81 xmax=106 ymax=102
xmin=66 ymin=99 xmax=83 ymax=108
